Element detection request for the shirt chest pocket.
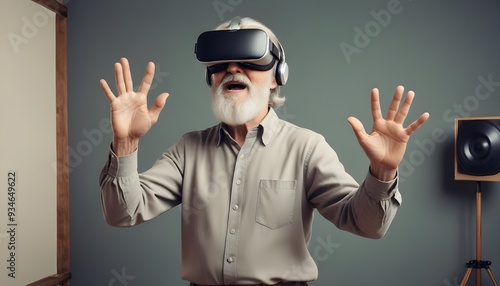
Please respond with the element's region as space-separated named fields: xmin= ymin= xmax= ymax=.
xmin=255 ymin=180 xmax=297 ymax=229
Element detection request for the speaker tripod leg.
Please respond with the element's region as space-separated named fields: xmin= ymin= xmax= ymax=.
xmin=485 ymin=268 xmax=498 ymax=286
xmin=460 ymin=267 xmax=472 ymax=286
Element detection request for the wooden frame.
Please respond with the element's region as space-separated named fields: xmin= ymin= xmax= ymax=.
xmin=30 ymin=0 xmax=70 ymax=285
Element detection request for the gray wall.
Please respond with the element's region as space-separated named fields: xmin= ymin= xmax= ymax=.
xmin=66 ymin=0 xmax=500 ymax=285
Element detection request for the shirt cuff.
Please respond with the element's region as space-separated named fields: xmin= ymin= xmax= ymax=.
xmin=363 ymin=169 xmax=399 ymax=202
xmin=106 ymin=145 xmax=139 ymax=178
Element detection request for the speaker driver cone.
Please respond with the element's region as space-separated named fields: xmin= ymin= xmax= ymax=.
xmin=457 ymin=120 xmax=500 ymax=176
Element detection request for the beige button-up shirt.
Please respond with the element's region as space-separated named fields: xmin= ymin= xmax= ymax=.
xmin=99 ymin=108 xmax=401 ymax=285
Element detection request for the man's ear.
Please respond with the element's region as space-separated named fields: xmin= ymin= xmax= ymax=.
xmin=271 ymin=74 xmax=278 ymax=89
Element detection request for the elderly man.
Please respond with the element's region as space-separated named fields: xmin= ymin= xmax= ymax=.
xmin=99 ymin=17 xmax=429 ymax=286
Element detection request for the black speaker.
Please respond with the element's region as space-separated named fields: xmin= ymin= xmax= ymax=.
xmin=454 ymin=116 xmax=500 ymax=181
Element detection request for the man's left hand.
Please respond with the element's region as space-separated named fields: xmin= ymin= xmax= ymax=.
xmin=347 ymin=85 xmax=430 ymax=181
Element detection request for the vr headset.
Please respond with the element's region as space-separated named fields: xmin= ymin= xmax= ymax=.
xmin=194 ymin=18 xmax=288 ymax=86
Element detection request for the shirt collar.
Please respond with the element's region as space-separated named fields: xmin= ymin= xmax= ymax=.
xmin=216 ymin=124 xmax=227 ymax=146
xmin=216 ymin=107 xmax=280 ymax=147
xmin=259 ymin=107 xmax=279 ymax=146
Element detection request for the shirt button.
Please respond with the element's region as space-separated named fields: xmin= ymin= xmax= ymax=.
xmin=230 ymin=228 xmax=236 ymax=234
xmin=240 ymin=154 xmax=245 ymax=159
xmin=227 ymin=256 xmax=234 ymax=263
xmin=236 ymin=179 xmax=242 ymax=185
xmin=232 ymin=205 xmax=239 ymax=211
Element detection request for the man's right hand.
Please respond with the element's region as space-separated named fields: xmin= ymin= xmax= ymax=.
xmin=100 ymin=57 xmax=169 ymax=156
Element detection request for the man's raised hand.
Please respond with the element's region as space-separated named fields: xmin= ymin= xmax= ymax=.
xmin=347 ymin=86 xmax=430 ymax=181
xmin=100 ymin=58 xmax=169 ymax=155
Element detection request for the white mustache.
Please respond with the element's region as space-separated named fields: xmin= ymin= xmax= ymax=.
xmin=220 ymin=74 xmax=251 ymax=87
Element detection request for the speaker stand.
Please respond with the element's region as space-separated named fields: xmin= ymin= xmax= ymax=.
xmin=460 ymin=182 xmax=498 ymax=286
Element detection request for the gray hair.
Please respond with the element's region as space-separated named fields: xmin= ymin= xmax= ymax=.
xmin=215 ymin=17 xmax=286 ymax=109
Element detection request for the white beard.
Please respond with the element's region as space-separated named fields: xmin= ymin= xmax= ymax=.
xmin=211 ymin=73 xmax=272 ymax=125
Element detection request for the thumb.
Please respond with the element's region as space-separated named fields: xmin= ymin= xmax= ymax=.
xmin=347 ymin=116 xmax=367 ymax=142
xmin=149 ymin=92 xmax=169 ymax=124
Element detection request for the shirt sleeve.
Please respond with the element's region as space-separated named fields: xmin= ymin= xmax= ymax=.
xmin=99 ymin=143 xmax=183 ymax=227
xmin=305 ymin=136 xmax=402 ymax=239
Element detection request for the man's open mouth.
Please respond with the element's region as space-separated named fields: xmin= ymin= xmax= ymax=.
xmin=225 ymin=81 xmax=248 ymax=91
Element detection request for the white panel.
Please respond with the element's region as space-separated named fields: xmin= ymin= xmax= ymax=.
xmin=0 ymin=0 xmax=57 ymax=285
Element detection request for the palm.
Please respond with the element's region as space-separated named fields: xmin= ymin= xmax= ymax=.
xmin=110 ymin=90 xmax=153 ymax=140
xmin=359 ymin=118 xmax=411 ymax=170
xmin=348 ymin=86 xmax=429 ymax=178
